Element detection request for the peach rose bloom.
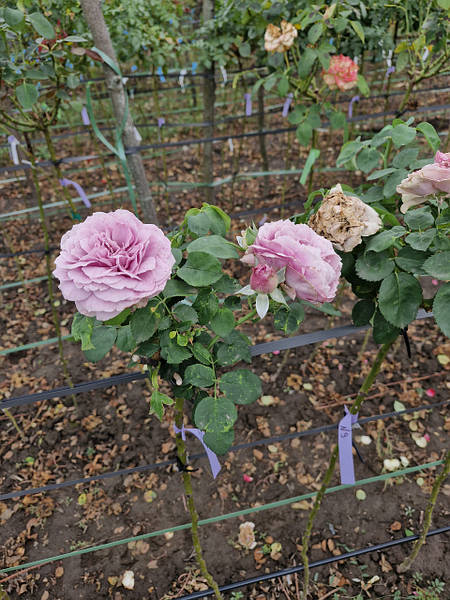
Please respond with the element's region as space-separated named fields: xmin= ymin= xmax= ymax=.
xmin=322 ymin=55 xmax=358 ymax=91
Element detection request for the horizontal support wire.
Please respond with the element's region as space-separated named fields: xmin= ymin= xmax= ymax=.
xmin=0 ymin=309 xmax=432 ymax=400
xmin=0 ymin=102 xmax=448 ymax=176
xmin=0 ymin=460 xmax=444 ymax=574
xmin=1 ymin=83 xmax=448 ymax=150
xmin=0 ymin=397 xmax=447 ymax=502
xmin=178 ymin=526 xmax=450 ymax=599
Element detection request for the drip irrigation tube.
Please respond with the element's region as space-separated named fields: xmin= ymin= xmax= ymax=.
xmin=0 ymin=397 xmax=447 ymax=502
xmin=0 ymin=102 xmax=448 ymax=176
xmin=178 ymin=526 xmax=450 ymax=599
xmin=0 ymin=461 xmax=444 ymax=575
xmin=0 ymin=309 xmax=432 ymax=402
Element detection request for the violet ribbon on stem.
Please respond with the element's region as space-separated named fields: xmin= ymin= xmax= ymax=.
xmin=158 ymin=117 xmax=165 ymax=128
xmin=244 ymin=92 xmax=252 ymax=117
xmin=338 ymin=406 xmax=359 ymax=485
xmin=59 ymin=178 xmax=92 ymax=208
xmin=8 ymin=135 xmax=20 ymax=165
xmin=348 ymin=95 xmax=360 ymax=119
xmin=173 ymin=424 xmax=221 ymax=479
xmin=81 ymin=106 xmax=90 ymax=126
xmin=282 ymin=93 xmax=293 ymax=118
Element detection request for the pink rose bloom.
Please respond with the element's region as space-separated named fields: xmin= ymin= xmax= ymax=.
xmin=53 ymin=209 xmax=174 ymax=321
xmin=250 ymin=264 xmax=278 ymax=294
xmin=397 ymin=151 xmax=450 ymax=213
xmin=242 ymin=220 xmax=341 ymax=304
xmin=322 ymin=55 xmax=358 ymax=91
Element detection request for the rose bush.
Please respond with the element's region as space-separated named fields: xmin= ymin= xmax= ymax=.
xmin=242 ymin=220 xmax=342 ymax=304
xmin=53 ymin=209 xmax=174 ymax=321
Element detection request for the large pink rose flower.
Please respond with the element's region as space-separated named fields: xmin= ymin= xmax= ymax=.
xmin=53 ymin=209 xmax=175 ymax=321
xmin=242 ymin=220 xmax=341 ymax=304
xmin=397 ymin=151 xmax=450 ymax=213
xmin=322 ymin=55 xmax=358 ymax=91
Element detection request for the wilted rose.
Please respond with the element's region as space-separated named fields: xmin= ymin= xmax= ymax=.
xmin=53 ymin=209 xmax=174 ymax=321
xmin=308 ymin=184 xmax=382 ymax=252
xmin=397 ymin=151 xmax=450 ymax=213
xmin=264 ymin=20 xmax=298 ymax=53
xmin=322 ymin=55 xmax=358 ymax=91
xmin=238 ymin=522 xmax=257 ymax=550
xmin=250 ymin=264 xmax=278 ymax=294
xmin=242 ymin=219 xmax=341 ymax=304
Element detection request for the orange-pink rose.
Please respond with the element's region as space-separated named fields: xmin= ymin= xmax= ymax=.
xmin=322 ymin=55 xmax=358 ymax=91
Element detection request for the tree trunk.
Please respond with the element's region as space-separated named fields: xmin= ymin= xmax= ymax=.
xmin=79 ymin=0 xmax=158 ymax=224
xmin=202 ymin=0 xmax=215 ymax=202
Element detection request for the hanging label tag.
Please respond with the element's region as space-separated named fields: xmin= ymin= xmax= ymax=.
xmin=60 ymin=178 xmax=92 ymax=208
xmin=133 ymin=126 xmax=142 ymax=143
xmin=81 ymin=106 xmax=90 ymax=126
xmin=244 ymin=93 xmax=252 ymax=117
xmin=8 ymin=135 xmax=20 ymax=165
xmin=228 ymin=138 xmax=234 ymax=153
xmin=338 ymin=406 xmax=359 ymax=485
xmin=282 ymin=93 xmax=293 ymax=117
xmin=173 ymin=424 xmax=221 ymax=479
xmin=220 ymin=65 xmax=228 ymax=85
xmin=348 ymin=95 xmax=360 ymax=118
xmin=179 ymin=68 xmax=187 ymax=91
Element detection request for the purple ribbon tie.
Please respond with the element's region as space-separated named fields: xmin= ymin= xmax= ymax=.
xmin=157 ymin=117 xmax=165 ymax=128
xmin=244 ymin=93 xmax=252 ymax=117
xmin=8 ymin=135 xmax=20 ymax=165
xmin=338 ymin=406 xmax=359 ymax=485
xmin=173 ymin=424 xmax=221 ymax=479
xmin=60 ymin=178 xmax=91 ymax=208
xmin=348 ymin=95 xmax=360 ymax=118
xmin=384 ymin=66 xmax=395 ymax=89
xmin=81 ymin=106 xmax=90 ymax=126
xmin=282 ymin=93 xmax=293 ymax=118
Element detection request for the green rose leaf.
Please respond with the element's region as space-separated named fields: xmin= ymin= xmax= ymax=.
xmin=308 ymin=22 xmax=323 ymax=44
xmin=219 ymin=369 xmax=262 ymax=405
xmin=422 ymin=251 xmax=450 ymax=280
xmin=104 ymin=307 xmax=132 ymax=326
xmin=352 ymin=299 xmax=375 ymax=326
xmin=116 ymin=325 xmax=136 ymax=353
xmin=433 ymin=283 xmax=450 ymax=337
xmin=210 ymin=307 xmax=236 ymax=338
xmin=296 ymin=121 xmax=313 ymax=146
xmin=216 ymin=331 xmax=251 ymax=366
xmin=383 ymin=169 xmax=408 ymax=198
xmin=163 ymin=278 xmax=197 ymax=298
xmin=71 ymin=313 xmax=95 ymax=351
xmin=416 ymin=122 xmax=441 ymax=153
xmin=356 ymin=74 xmax=370 ymax=97
xmin=405 ymin=229 xmax=436 ymax=251
xmin=184 ymin=364 xmax=215 ymax=387
xmin=83 ymin=326 xmax=117 ymax=362
xmin=298 ymin=47 xmax=316 ymax=78
xmin=193 ymin=289 xmax=219 ymax=324
xmin=337 ymin=140 xmax=365 ymax=167
xmin=4 ymin=7 xmax=24 ymax=28
xmin=187 ymin=235 xmax=239 ymax=259
xmin=137 ymin=340 xmax=159 ymax=357
xmin=150 ymin=390 xmax=173 ymax=421
xmin=404 ymin=207 xmax=434 ymax=231
xmin=172 ymin=302 xmax=198 ymax=324
xmin=365 ymin=226 xmax=406 ymax=252
xmin=192 ymin=342 xmax=213 ymax=365
xmin=187 ymin=212 xmax=211 ymax=235
xmin=356 ymin=251 xmax=394 ymax=281
xmin=391 ymin=124 xmax=416 ymax=147
xmin=273 ymin=302 xmax=305 ymax=334
xmin=395 ymin=247 xmax=429 ymax=275
xmin=203 ymin=430 xmax=234 ymax=455
xmin=28 ymin=12 xmax=55 ymax=38
xmin=194 ymin=396 xmax=237 ymax=434
xmin=392 ymin=148 xmax=419 ymax=169
xmin=130 ymin=307 xmax=158 ymax=343
xmin=350 ymin=20 xmax=365 ymax=43
xmin=356 ymin=148 xmax=380 ymax=173
xmin=372 ymin=309 xmax=401 ymax=344
xmin=178 ymin=252 xmax=223 ymax=287
xmin=16 ymin=83 xmax=38 ymax=109
xmin=379 ymin=272 xmax=422 ymax=328
xmin=160 ymin=330 xmax=192 ymax=364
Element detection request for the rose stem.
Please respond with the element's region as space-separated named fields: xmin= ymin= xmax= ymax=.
xmin=397 ymin=449 xmax=450 ymax=573
xmin=24 ymin=134 xmax=76 ymax=408
xmin=174 ymin=397 xmax=224 ymax=600
xmin=42 ymin=126 xmax=77 ymax=218
xmin=301 ymin=341 xmax=393 ymax=598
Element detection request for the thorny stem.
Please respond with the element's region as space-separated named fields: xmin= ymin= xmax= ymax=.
xmin=301 ymin=341 xmax=393 ymax=598
xmin=397 ymin=449 xmax=450 ymax=573
xmin=174 ymin=398 xmax=223 ymax=600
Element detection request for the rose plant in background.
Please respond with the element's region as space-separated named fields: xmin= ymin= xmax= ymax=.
xmin=54 ymin=203 xmax=342 ymax=599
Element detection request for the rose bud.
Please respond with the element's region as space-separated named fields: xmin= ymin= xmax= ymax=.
xmin=250 ymin=264 xmax=279 ymax=294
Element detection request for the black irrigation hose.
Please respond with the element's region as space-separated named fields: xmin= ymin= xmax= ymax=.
xmin=2 ymin=82 xmax=448 ymax=150
xmin=0 ymin=309 xmax=432 ymax=410
xmin=0 ymin=397 xmax=447 ymax=502
xmin=0 ymin=102 xmax=448 ymax=176
xmin=178 ymin=526 xmax=450 ymax=599
xmin=0 ymin=245 xmax=58 ymax=259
